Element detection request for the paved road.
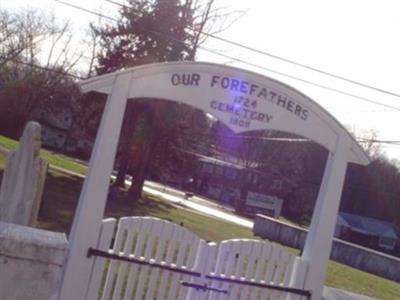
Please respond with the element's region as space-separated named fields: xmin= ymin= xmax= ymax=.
xmin=143 ymin=181 xmax=253 ymax=228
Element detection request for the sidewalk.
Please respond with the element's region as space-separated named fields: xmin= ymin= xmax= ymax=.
xmin=323 ymin=287 xmax=377 ymax=300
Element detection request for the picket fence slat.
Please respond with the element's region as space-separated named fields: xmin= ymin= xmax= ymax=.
xmin=155 ymin=224 xmax=176 ymax=299
xmin=121 ymin=218 xmax=145 ymax=300
xmin=112 ymin=217 xmax=136 ymax=300
xmin=145 ymin=219 xmax=172 ymax=300
xmin=134 ymin=218 xmax=159 ymax=300
xmin=101 ymin=217 xmax=130 ymax=300
xmin=86 ymin=218 xmax=116 ymax=300
xmin=158 ymin=223 xmax=183 ymax=300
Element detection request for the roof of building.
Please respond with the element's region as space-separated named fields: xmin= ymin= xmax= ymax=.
xmin=181 ymin=148 xmax=257 ymax=170
xmin=197 ymin=155 xmax=245 ymax=170
xmin=337 ymin=212 xmax=399 ymax=240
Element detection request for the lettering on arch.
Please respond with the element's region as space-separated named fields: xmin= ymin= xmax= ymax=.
xmin=80 ymin=62 xmax=369 ymax=165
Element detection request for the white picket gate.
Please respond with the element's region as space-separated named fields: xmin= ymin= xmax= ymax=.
xmin=85 ymin=217 xmax=309 ymax=300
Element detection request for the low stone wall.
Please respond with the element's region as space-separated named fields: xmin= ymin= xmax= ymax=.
xmin=0 ymin=221 xmax=68 ymax=300
xmin=253 ymin=214 xmax=400 ymax=283
xmin=253 ymin=214 xmax=308 ymax=249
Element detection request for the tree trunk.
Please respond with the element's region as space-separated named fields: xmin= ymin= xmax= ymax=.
xmin=127 ymin=119 xmax=160 ymax=203
xmin=114 ymin=148 xmax=130 ymax=187
xmin=114 ymin=104 xmax=143 ymax=188
xmin=236 ymin=171 xmax=249 ymax=213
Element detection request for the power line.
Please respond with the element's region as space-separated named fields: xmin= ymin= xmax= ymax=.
xmin=197 ymin=131 xmax=400 ymax=146
xmin=180 ymin=126 xmax=400 ymax=146
xmin=199 ymin=33 xmax=400 ymax=99
xmin=11 ymin=59 xmax=85 ymax=80
xmin=55 ymin=0 xmax=118 ymax=22
xmin=13 ymin=48 xmax=400 ymax=118
xmin=53 ymin=0 xmax=400 ymax=112
xmin=199 ymin=46 xmax=400 ymax=112
xmin=358 ymin=139 xmax=400 ymax=145
xmin=90 ymin=0 xmax=400 ymax=109
xmin=104 ymin=0 xmax=400 ymax=100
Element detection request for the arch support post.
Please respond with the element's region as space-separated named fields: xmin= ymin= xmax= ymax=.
xmin=59 ymin=73 xmax=132 ymax=300
xmin=291 ymin=135 xmax=349 ymax=300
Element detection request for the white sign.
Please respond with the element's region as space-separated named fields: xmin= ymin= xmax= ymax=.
xmin=246 ymin=191 xmax=283 ymax=218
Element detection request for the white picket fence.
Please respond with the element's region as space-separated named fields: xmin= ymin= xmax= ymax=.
xmin=85 ymin=217 xmax=309 ymax=300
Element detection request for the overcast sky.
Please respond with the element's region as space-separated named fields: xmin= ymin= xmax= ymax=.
xmin=4 ymin=0 xmax=400 ymax=161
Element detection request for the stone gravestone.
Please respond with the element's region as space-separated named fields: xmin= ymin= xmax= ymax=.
xmin=0 ymin=121 xmax=48 ymax=226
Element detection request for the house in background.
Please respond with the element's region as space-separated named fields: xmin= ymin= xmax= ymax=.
xmin=64 ymin=131 xmax=94 ymax=159
xmin=335 ymin=212 xmax=400 ymax=253
xmin=32 ymin=108 xmax=73 ymax=150
xmin=190 ymin=152 xmax=288 ymax=218
xmin=32 ymin=108 xmax=94 ymax=158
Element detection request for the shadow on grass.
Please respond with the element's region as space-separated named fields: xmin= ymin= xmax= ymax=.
xmin=37 ymin=170 xmax=83 ymax=234
xmin=37 ymin=170 xmax=176 ymax=235
xmin=105 ymin=192 xmax=176 ymax=222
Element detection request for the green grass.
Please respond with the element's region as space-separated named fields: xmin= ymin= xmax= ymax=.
xmin=35 ymin=167 xmax=257 ymax=242
xmin=0 ymin=135 xmax=87 ymax=175
xmin=0 ymin=151 xmax=6 ymax=170
xmin=41 ymin=151 xmax=87 ymax=175
xmin=326 ymin=260 xmax=400 ymax=300
xmin=126 ymin=198 xmax=257 ymax=242
xmin=0 ymin=135 xmax=400 ymax=299
xmin=0 ymin=134 xmax=18 ymax=150
xmin=36 ymin=169 xmax=83 ymax=233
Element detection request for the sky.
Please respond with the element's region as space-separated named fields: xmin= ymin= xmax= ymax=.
xmin=3 ymin=0 xmax=400 ymax=161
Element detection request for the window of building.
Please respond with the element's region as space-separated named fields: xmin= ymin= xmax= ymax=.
xmin=202 ymin=163 xmax=214 ymax=174
xmin=272 ymin=179 xmax=283 ymax=190
xmin=378 ymin=237 xmax=396 ymax=250
xmin=215 ymin=165 xmax=224 ymax=176
xmin=252 ymin=174 xmax=258 ymax=185
xmin=271 ymin=165 xmax=279 ymax=175
xmin=224 ymin=167 xmax=237 ymax=180
xmin=246 ymin=172 xmax=258 ymax=185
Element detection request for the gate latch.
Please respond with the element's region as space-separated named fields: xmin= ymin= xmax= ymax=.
xmin=180 ymin=281 xmax=228 ymax=294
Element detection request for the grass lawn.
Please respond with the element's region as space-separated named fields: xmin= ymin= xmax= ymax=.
xmin=36 ymin=168 xmax=256 ymax=242
xmin=326 ymin=261 xmax=400 ymax=300
xmin=0 ymin=134 xmax=18 ymax=150
xmin=1 ymin=136 xmax=400 ymax=299
xmin=0 ymin=151 xmax=6 ymax=170
xmin=0 ymin=135 xmax=87 ymax=175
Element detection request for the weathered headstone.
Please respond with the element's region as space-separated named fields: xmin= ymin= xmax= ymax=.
xmin=0 ymin=121 xmax=48 ymax=226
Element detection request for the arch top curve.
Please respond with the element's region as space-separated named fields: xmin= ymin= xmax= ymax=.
xmin=80 ymin=61 xmax=370 ymax=165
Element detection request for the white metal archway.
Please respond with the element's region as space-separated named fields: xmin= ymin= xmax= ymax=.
xmin=59 ymin=62 xmax=370 ymax=300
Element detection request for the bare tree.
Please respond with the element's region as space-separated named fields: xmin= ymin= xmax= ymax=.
xmin=0 ymin=9 xmax=26 ymax=67
xmin=0 ymin=8 xmax=84 ymax=136
xmin=352 ymin=128 xmax=381 ymax=158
